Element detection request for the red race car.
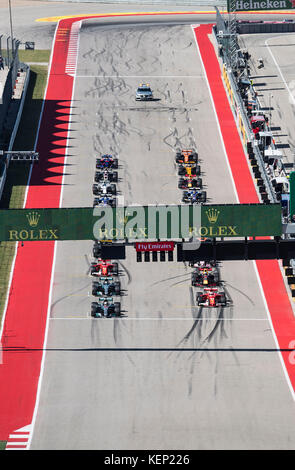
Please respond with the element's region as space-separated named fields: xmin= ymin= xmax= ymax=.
xmin=196 ymin=288 xmax=226 ymax=307
xmin=90 ymin=259 xmax=118 ymax=276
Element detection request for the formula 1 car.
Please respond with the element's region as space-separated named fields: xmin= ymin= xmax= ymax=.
xmin=191 ymin=266 xmax=219 ymax=287
xmin=94 ymin=169 xmax=118 ymax=183
xmin=91 ymin=298 xmax=121 ymax=318
xmin=178 ymin=163 xmax=201 ymax=177
xmin=96 ymin=154 xmax=118 ymax=170
xmin=135 ymin=83 xmax=153 ymax=101
xmin=92 ymin=277 xmax=121 ymax=296
xmin=182 ymin=189 xmax=206 ymax=204
xmin=90 ymin=259 xmax=118 ymax=276
xmin=178 ymin=175 xmax=202 ymax=190
xmin=93 ymin=240 xmax=114 ymax=258
xmin=190 ymin=260 xmax=217 ymax=269
xmin=93 ymin=196 xmax=116 ymax=208
xmin=92 ymin=182 xmax=117 ymax=196
xmin=175 ymin=149 xmax=198 ymax=164
xmin=196 ymin=288 xmax=226 ymax=307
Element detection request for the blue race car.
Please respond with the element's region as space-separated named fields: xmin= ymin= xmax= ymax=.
xmin=93 ymin=195 xmax=116 ymax=208
xmin=182 ymin=189 xmax=206 ymax=204
xmin=96 ymin=154 xmax=118 ymax=170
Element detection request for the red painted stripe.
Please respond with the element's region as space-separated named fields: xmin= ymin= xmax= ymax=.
xmin=0 ymin=19 xmax=75 ymax=441
xmin=193 ymin=24 xmax=295 ymax=395
xmin=7 ymin=438 xmax=29 ymax=442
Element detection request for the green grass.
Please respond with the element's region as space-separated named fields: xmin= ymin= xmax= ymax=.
xmin=18 ymin=49 xmax=51 ymax=63
xmin=1 ymin=49 xmax=50 ymax=64
xmin=0 ymin=64 xmax=48 ymax=324
xmin=0 ymin=441 xmax=7 ymax=450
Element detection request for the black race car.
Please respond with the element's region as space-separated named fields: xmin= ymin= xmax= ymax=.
xmin=96 ymin=154 xmax=118 ymax=170
xmin=91 ymin=298 xmax=121 ymax=318
xmin=178 ymin=176 xmax=202 ymax=189
xmin=92 ymin=277 xmax=121 ymax=296
xmin=191 ymin=266 xmax=219 ymax=287
xmin=95 ymin=169 xmax=118 ymax=183
xmin=93 ymin=240 xmax=114 ymax=258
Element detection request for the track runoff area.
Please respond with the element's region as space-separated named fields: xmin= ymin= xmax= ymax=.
xmin=1 ymin=13 xmax=295 ymax=450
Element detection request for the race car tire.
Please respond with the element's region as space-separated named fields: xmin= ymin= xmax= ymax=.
xmin=112 ymin=172 xmax=118 ymax=182
xmin=196 ymin=178 xmax=202 ymax=188
xmin=92 ymin=281 xmax=99 ymax=296
xmin=93 ymin=243 xmax=101 ymax=257
xmin=114 ymin=302 xmax=121 ymax=315
xmin=191 ymin=272 xmax=198 ymax=286
xmin=110 ymin=184 xmax=116 ymax=195
xmin=178 ymin=166 xmax=185 ymax=176
xmin=113 ymin=158 xmax=118 ymax=169
xmin=91 ymin=302 xmax=99 ymax=317
xmin=112 ymin=263 xmax=118 ymax=275
xmin=178 ymin=178 xmax=185 ymax=189
xmin=196 ymin=292 xmax=203 ymax=306
xmin=219 ymin=294 xmax=226 ymax=306
xmin=111 ymin=199 xmax=117 ymax=207
xmin=114 ymin=282 xmax=121 ymax=295
xmin=201 ymin=191 xmax=207 ymax=203
xmin=90 ymin=265 xmax=96 ymax=275
xmin=94 ymin=172 xmax=102 ymax=182
xmin=92 ymin=184 xmax=98 ymax=195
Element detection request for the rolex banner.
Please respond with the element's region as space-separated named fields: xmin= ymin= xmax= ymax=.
xmin=228 ymin=0 xmax=295 ymax=10
xmin=0 ymin=204 xmax=282 ymax=241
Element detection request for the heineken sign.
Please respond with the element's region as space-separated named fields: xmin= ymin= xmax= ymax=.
xmin=228 ymin=0 xmax=295 ymax=10
xmin=0 ymin=204 xmax=282 ymax=241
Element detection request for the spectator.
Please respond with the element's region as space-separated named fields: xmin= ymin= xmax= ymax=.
xmin=0 ymin=56 xmax=4 ymax=70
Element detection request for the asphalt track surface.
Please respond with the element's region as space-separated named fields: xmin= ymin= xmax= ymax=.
xmin=24 ymin=19 xmax=295 ymax=449
xmin=2 ymin=0 xmax=295 ymax=49
xmin=0 ymin=2 xmax=295 ymax=451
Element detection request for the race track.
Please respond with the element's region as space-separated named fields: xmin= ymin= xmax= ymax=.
xmin=28 ymin=19 xmax=295 ymax=450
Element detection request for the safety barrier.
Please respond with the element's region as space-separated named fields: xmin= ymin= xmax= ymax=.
xmin=0 ymin=63 xmax=30 ymax=200
xmin=237 ymin=20 xmax=295 ymax=35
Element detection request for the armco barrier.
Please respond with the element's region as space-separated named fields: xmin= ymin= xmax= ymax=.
xmin=237 ymin=21 xmax=295 ymax=35
xmin=220 ymin=60 xmax=276 ymax=203
xmin=0 ymin=63 xmax=30 ymax=201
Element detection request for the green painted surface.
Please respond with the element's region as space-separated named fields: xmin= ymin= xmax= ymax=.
xmin=227 ymin=0 xmax=295 ymax=11
xmin=0 ymin=203 xmax=282 ymax=241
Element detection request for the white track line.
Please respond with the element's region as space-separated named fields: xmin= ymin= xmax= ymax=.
xmin=27 ymin=19 xmax=82 ymax=450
